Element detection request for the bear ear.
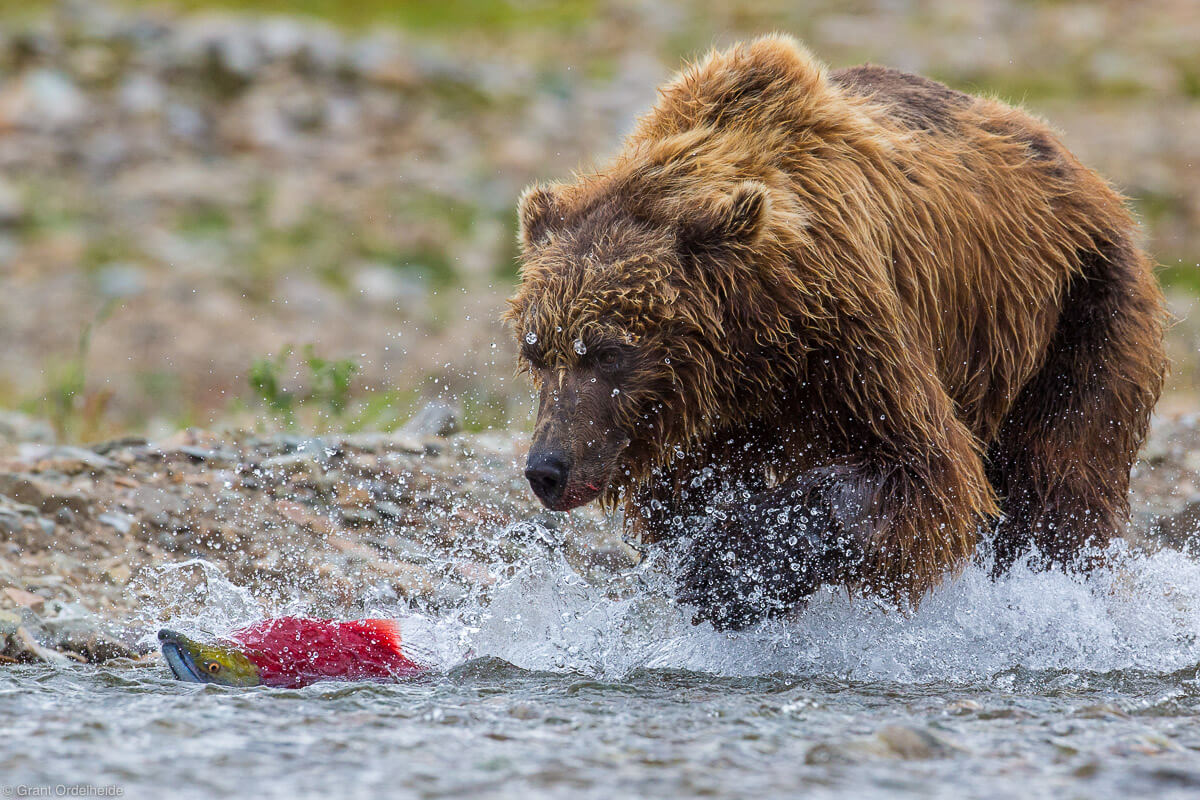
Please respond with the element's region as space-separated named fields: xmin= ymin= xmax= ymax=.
xmin=517 ymin=183 xmax=563 ymax=250
xmin=679 ymin=181 xmax=771 ymax=254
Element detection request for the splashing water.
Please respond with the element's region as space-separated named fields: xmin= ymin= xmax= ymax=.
xmin=129 ymin=526 xmax=1200 ymax=687
xmin=437 ymin=535 xmax=1200 ymax=683
xmin=129 ymin=558 xmax=266 ymax=643
xmin=9 ymin=525 xmax=1200 ymax=798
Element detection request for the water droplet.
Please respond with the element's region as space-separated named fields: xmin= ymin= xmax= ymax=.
xmin=573 ymin=339 xmax=587 ymax=355
xmin=611 ymin=388 xmax=620 ymax=396
xmin=524 ymin=331 xmax=538 ymax=345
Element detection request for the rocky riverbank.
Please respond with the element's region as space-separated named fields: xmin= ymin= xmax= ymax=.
xmin=0 ymin=406 xmax=632 ymax=665
xmin=1 ymin=407 xmax=1199 ymax=667
xmin=0 ymin=0 xmax=1197 ymax=438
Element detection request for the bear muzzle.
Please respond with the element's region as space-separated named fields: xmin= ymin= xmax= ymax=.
xmin=525 ymin=450 xmax=570 ymax=508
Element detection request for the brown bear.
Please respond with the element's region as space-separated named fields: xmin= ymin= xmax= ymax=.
xmin=504 ymin=35 xmax=1167 ymax=629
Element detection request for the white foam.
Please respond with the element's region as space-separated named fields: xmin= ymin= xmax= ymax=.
xmin=459 ymin=537 xmax=1200 ymax=683
xmin=136 ymin=531 xmax=1200 ymax=684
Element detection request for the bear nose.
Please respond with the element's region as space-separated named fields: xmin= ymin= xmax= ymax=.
xmin=525 ymin=453 xmax=568 ymax=506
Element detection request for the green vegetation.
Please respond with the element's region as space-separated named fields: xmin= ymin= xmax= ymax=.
xmin=176 ymin=204 xmax=234 ymax=238
xmin=248 ymin=344 xmax=358 ymax=431
xmin=1159 ymin=261 xmax=1200 ymax=295
xmin=30 ymin=301 xmax=120 ymax=442
xmin=151 ymin=0 xmax=596 ymax=31
xmin=0 ymin=0 xmax=597 ymax=31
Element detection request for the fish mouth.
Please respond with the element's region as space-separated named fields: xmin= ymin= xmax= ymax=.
xmin=159 ymin=629 xmax=206 ymax=683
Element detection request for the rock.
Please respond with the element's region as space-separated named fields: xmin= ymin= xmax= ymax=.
xmin=0 ymin=510 xmax=23 ymax=536
xmin=806 ymin=724 xmax=966 ymax=764
xmin=804 ymin=740 xmax=884 ymax=765
xmin=260 ymin=453 xmax=320 ymax=476
xmin=118 ymin=73 xmax=166 ymax=115
xmin=103 ymin=563 xmax=132 ymax=585
xmin=165 ymin=102 xmax=209 ymax=143
xmin=402 ymin=400 xmax=460 ymax=438
xmin=256 ymin=16 xmax=308 ymax=61
xmin=0 ymin=474 xmax=91 ymax=516
xmin=0 ymin=609 xmax=22 ymax=634
xmin=348 ymin=31 xmax=414 ymax=86
xmin=2 ymin=586 xmax=45 ymax=610
xmin=68 ymin=44 xmax=119 ymax=83
xmin=1076 ymin=703 xmax=1130 ymax=720
xmin=945 ymin=699 xmax=983 ymax=715
xmin=346 ymin=432 xmax=424 ymax=455
xmin=379 ymin=561 xmax=435 ymax=598
xmin=97 ymin=512 xmax=135 ymax=537
xmin=42 ymin=616 xmax=138 ymax=663
xmin=341 ymin=507 xmax=378 ymax=527
xmin=173 ymin=445 xmax=237 ymax=466
xmin=0 ymin=411 xmax=55 ymax=445
xmin=508 ymin=703 xmax=540 ymax=720
xmin=128 ymin=486 xmax=188 ymax=519
xmin=374 ymin=500 xmax=407 ymax=520
xmin=874 ymin=724 xmax=966 ymax=759
xmin=91 ymin=436 xmax=150 ymax=455
xmin=380 ymin=534 xmax=433 ymax=563
xmin=16 ymin=443 xmax=119 ymax=474
xmin=14 ymin=625 xmax=80 ymax=664
xmin=0 ymin=69 xmax=89 ymax=130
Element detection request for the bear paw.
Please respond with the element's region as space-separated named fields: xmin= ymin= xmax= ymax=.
xmin=675 ymin=475 xmax=843 ymax=630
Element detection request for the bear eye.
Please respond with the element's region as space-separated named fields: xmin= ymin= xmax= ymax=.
xmin=595 ymin=350 xmax=622 ymax=372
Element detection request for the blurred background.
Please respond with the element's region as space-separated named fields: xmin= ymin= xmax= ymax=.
xmin=0 ymin=0 xmax=1196 ymax=443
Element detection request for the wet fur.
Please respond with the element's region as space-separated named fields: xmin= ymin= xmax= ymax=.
xmin=506 ymin=36 xmax=1166 ymax=625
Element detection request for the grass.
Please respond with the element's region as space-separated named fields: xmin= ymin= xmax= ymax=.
xmin=29 ymin=300 xmax=121 ymax=442
xmin=247 ymin=344 xmax=358 ymax=432
xmin=1159 ymin=261 xmax=1200 ymax=295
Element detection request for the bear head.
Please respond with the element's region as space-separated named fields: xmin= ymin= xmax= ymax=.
xmin=504 ymin=176 xmax=776 ymax=511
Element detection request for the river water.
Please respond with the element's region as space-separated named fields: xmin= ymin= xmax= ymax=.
xmin=2 ymin=540 xmax=1200 ymax=799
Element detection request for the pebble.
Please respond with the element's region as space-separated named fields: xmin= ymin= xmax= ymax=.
xmin=809 ymin=726 xmax=964 ymax=764
xmin=3 ymin=586 xmax=46 ymax=610
xmin=16 ymin=444 xmax=119 ymax=473
xmin=402 ymin=401 xmax=461 ymax=438
xmin=0 ymin=511 xmax=24 ymax=536
xmin=341 ymin=507 xmax=379 ymax=527
xmin=0 ymin=474 xmax=92 ymax=516
xmin=5 ymin=68 xmax=89 ymax=129
xmin=874 ymin=724 xmax=966 ymax=759
xmin=97 ymin=511 xmax=137 ymax=535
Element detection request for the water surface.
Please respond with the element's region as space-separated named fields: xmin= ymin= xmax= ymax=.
xmin=3 ymin=543 xmax=1200 ymax=799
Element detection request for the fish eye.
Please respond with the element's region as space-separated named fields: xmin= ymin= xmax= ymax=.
xmin=205 ymin=661 xmax=221 ymax=674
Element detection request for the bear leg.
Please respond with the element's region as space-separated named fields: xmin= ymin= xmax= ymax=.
xmin=678 ymin=445 xmax=991 ymax=629
xmin=679 ymin=287 xmax=999 ymax=628
xmin=675 ymin=466 xmax=861 ymax=629
xmin=986 ymin=242 xmax=1166 ymax=572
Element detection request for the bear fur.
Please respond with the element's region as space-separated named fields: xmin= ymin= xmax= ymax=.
xmin=505 ymin=36 xmax=1166 ymax=628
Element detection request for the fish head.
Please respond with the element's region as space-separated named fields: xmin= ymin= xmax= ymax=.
xmin=159 ymin=628 xmax=261 ymax=687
